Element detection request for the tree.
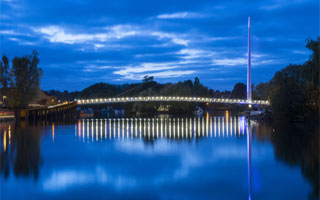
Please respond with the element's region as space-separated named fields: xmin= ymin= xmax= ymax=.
xmin=1 ymin=55 xmax=10 ymax=88
xmin=214 ymin=90 xmax=221 ymax=98
xmin=231 ymin=82 xmax=246 ymax=99
xmin=8 ymin=50 xmax=43 ymax=108
xmin=253 ymin=82 xmax=270 ymax=100
xmin=142 ymin=75 xmax=154 ymax=82
xmin=303 ymin=37 xmax=319 ymax=86
xmin=269 ymin=66 xmax=306 ymax=120
xmin=194 ymin=77 xmax=200 ymax=88
xmin=247 ymin=37 xmax=319 ymax=121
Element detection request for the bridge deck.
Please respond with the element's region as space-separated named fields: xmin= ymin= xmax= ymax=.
xmin=77 ymin=96 xmax=269 ymax=106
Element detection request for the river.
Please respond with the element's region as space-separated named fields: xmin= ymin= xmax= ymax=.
xmin=0 ymin=114 xmax=318 ymax=200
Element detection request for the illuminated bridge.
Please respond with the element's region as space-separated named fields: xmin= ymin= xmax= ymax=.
xmin=77 ymin=96 xmax=269 ymax=106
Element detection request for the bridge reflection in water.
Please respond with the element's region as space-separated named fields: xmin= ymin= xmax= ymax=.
xmin=75 ymin=116 xmax=247 ymax=142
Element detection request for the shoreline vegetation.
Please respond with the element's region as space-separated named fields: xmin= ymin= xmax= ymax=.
xmin=0 ymin=38 xmax=318 ymax=122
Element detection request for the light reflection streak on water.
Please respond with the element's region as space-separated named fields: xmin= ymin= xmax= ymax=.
xmin=139 ymin=119 xmax=141 ymax=139
xmin=3 ymin=130 xmax=6 ymax=152
xmin=168 ymin=119 xmax=171 ymax=138
xmin=134 ymin=119 xmax=137 ymax=138
xmin=96 ymin=120 xmax=98 ymax=141
xmin=238 ymin=117 xmax=241 ymax=136
xmin=218 ymin=117 xmax=221 ymax=137
xmin=226 ymin=111 xmax=229 ymax=137
xmin=82 ymin=120 xmax=85 ymax=141
xmin=230 ymin=117 xmax=233 ymax=137
xmin=173 ymin=118 xmax=175 ymax=139
xmin=210 ymin=117 xmax=212 ymax=137
xmin=240 ymin=116 xmax=246 ymax=135
xmin=131 ymin=119 xmax=133 ymax=139
xmin=197 ymin=118 xmax=200 ymax=137
xmin=222 ymin=117 xmax=225 ymax=137
xmin=189 ymin=118 xmax=192 ymax=138
xmin=177 ymin=118 xmax=180 ymax=138
xmin=105 ymin=120 xmax=107 ymax=139
xmin=100 ymin=119 xmax=103 ymax=140
xmin=52 ymin=122 xmax=55 ymax=142
xmin=160 ymin=119 xmax=163 ymax=138
xmin=117 ymin=119 xmax=120 ymax=139
xmin=8 ymin=125 xmax=11 ymax=145
xmin=202 ymin=118 xmax=204 ymax=137
xmin=77 ymin=116 xmax=248 ymax=142
xmin=235 ymin=118 xmax=238 ymax=136
xmin=143 ymin=119 xmax=146 ymax=138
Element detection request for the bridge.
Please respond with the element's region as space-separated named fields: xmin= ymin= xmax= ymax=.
xmin=17 ymin=102 xmax=77 ymax=122
xmin=77 ymin=96 xmax=269 ymax=106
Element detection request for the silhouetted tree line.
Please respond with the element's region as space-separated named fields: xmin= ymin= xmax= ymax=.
xmin=45 ymin=78 xmax=246 ymax=101
xmin=45 ymin=77 xmax=247 ymax=113
xmin=252 ymin=37 xmax=319 ymax=121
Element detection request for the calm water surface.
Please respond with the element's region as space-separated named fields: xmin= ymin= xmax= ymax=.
xmin=0 ymin=115 xmax=319 ymax=200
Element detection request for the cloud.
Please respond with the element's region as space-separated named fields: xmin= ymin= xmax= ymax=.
xmin=35 ymin=25 xmax=137 ymax=44
xmin=211 ymin=53 xmax=286 ymax=67
xmin=151 ymin=32 xmax=189 ymax=46
xmin=104 ymin=25 xmax=137 ymax=39
xmin=7 ymin=37 xmax=37 ymax=45
xmin=35 ymin=24 xmax=190 ymax=49
xmin=212 ymin=58 xmax=247 ymax=66
xmin=157 ymin=12 xmax=207 ymax=19
xmin=83 ymin=64 xmax=118 ymax=72
xmin=36 ymin=26 xmax=106 ymax=44
xmin=113 ymin=62 xmax=195 ymax=80
xmin=115 ymin=62 xmax=177 ymax=74
xmin=176 ymin=48 xmax=217 ymax=60
xmin=0 ymin=29 xmax=31 ymax=36
xmin=260 ymin=4 xmax=282 ymax=10
xmin=146 ymin=70 xmax=195 ymax=79
xmin=0 ymin=30 xmax=16 ymax=35
xmin=292 ymin=50 xmax=308 ymax=55
xmin=259 ymin=0 xmax=313 ymax=10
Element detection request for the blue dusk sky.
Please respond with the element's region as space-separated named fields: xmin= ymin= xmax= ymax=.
xmin=0 ymin=0 xmax=318 ymax=91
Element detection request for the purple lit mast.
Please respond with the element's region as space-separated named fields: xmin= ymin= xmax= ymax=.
xmin=247 ymin=17 xmax=252 ymax=103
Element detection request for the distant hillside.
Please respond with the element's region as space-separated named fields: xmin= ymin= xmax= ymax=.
xmin=44 ymin=77 xmax=246 ymax=102
xmin=44 ymin=77 xmax=248 ymax=114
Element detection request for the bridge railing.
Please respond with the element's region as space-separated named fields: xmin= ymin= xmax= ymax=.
xmin=77 ymin=96 xmax=269 ymax=106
